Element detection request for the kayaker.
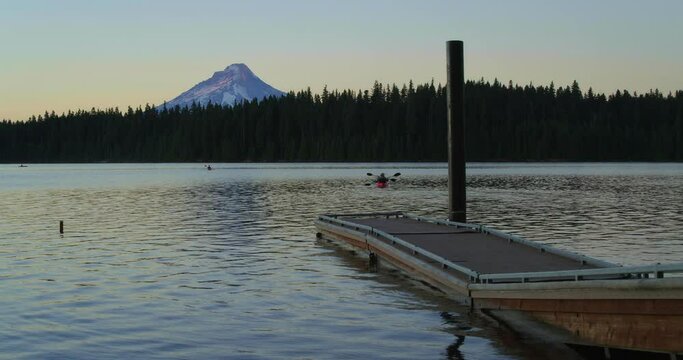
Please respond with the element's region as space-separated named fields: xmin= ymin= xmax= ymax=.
xmin=376 ymin=173 xmax=388 ymax=183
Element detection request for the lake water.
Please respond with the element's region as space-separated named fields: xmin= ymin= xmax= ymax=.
xmin=1 ymin=163 xmax=682 ymax=359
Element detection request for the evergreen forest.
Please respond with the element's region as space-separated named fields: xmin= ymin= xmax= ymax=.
xmin=1 ymin=80 xmax=681 ymax=162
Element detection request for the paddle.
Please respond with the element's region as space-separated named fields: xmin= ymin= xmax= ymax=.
xmin=364 ymin=171 xmax=400 ymax=186
xmin=368 ymin=172 xmax=400 ymax=177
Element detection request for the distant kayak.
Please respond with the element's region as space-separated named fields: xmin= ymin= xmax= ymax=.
xmin=366 ymin=172 xmax=400 ymax=188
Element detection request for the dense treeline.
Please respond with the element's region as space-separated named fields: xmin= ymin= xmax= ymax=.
xmin=1 ymin=80 xmax=682 ymax=162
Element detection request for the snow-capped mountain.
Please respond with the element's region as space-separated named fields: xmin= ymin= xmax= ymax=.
xmin=160 ymin=63 xmax=285 ymax=109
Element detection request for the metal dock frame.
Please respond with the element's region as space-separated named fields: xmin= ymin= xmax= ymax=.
xmin=317 ymin=212 xmax=683 ymax=284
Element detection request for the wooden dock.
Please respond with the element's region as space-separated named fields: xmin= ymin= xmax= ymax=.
xmin=315 ymin=212 xmax=683 ymax=356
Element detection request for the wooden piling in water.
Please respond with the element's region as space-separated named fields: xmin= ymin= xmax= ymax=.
xmin=59 ymin=221 xmax=63 ymax=234
xmin=446 ymin=40 xmax=466 ymax=223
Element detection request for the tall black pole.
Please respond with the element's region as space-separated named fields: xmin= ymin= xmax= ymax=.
xmin=447 ymin=40 xmax=466 ymax=222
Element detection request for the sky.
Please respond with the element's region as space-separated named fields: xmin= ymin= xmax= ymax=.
xmin=1 ymin=0 xmax=682 ymax=121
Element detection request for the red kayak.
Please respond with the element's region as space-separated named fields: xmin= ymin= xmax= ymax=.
xmin=367 ymin=172 xmax=400 ymax=188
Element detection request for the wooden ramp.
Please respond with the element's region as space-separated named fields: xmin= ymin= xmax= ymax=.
xmin=315 ymin=212 xmax=683 ymax=355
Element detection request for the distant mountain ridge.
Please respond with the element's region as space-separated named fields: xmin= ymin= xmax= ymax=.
xmin=160 ymin=63 xmax=285 ymax=109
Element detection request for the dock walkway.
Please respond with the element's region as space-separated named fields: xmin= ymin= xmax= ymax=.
xmin=316 ymin=212 xmax=617 ymax=285
xmin=315 ymin=212 xmax=683 ymax=354
xmin=350 ymin=216 xmax=598 ymax=275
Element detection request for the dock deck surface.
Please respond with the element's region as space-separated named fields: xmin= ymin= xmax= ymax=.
xmin=350 ymin=217 xmax=599 ymax=274
xmin=317 ymin=213 xmax=683 ymax=354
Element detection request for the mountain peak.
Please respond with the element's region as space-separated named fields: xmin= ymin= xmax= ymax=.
xmin=220 ymin=63 xmax=255 ymax=81
xmin=225 ymin=63 xmax=250 ymax=71
xmin=161 ymin=63 xmax=284 ymax=109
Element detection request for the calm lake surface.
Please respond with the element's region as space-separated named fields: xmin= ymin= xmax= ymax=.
xmin=1 ymin=163 xmax=682 ymax=359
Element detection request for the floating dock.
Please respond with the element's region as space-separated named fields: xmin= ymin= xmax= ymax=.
xmin=315 ymin=212 xmax=683 ymax=356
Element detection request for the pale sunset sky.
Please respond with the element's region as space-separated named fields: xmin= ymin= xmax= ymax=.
xmin=1 ymin=0 xmax=682 ymax=121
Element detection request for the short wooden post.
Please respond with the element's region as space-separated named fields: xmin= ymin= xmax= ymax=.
xmin=59 ymin=221 xmax=64 ymax=234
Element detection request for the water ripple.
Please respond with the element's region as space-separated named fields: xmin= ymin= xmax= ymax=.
xmin=0 ymin=163 xmax=681 ymax=359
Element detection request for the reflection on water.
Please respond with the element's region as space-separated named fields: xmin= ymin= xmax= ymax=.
xmin=0 ymin=163 xmax=681 ymax=359
xmin=445 ymin=335 xmax=465 ymax=360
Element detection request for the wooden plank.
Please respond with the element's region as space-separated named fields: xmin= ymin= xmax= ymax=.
xmin=476 ymin=298 xmax=683 ymax=315
xmin=530 ymin=311 xmax=683 ymax=353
